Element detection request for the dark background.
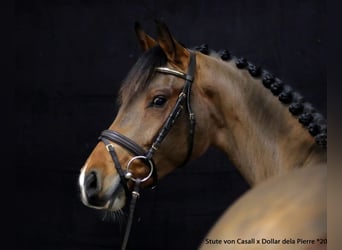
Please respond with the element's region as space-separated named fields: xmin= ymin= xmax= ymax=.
xmin=16 ymin=0 xmax=326 ymax=249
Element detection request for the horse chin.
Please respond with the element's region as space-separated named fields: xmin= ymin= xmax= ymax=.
xmin=80 ymin=187 xmax=126 ymax=211
xmin=104 ymin=187 xmax=126 ymax=211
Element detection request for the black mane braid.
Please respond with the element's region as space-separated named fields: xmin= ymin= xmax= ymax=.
xmin=194 ymin=45 xmax=327 ymax=147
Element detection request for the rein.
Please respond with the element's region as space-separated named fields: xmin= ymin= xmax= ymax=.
xmin=98 ymin=51 xmax=196 ymax=250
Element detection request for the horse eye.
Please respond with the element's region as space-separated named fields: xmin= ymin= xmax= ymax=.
xmin=152 ymin=96 xmax=167 ymax=107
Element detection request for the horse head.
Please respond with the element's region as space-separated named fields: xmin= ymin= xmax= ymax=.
xmin=78 ymin=21 xmax=213 ymax=211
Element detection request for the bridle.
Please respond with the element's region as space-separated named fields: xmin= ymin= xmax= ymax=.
xmin=98 ymin=51 xmax=196 ymax=250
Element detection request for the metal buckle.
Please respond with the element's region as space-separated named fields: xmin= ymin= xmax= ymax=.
xmin=179 ymin=92 xmax=186 ymax=98
xmin=105 ymin=143 xmax=114 ymax=152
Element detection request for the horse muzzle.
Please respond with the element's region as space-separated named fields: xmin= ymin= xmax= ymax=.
xmin=78 ymin=168 xmax=126 ymax=211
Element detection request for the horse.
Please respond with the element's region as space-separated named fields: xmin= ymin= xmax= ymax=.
xmin=199 ymin=164 xmax=326 ymax=250
xmin=78 ymin=21 xmax=327 ymax=249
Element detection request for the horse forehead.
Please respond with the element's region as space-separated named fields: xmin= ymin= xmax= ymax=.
xmin=148 ymin=72 xmax=184 ymax=90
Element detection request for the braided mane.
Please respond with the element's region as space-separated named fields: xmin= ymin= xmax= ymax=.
xmin=193 ymin=44 xmax=327 ymax=147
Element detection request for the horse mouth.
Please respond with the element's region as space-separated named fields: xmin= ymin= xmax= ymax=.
xmin=81 ymin=186 xmax=126 ymax=212
xmin=79 ymin=172 xmax=127 ymax=211
xmin=103 ymin=185 xmax=127 ymax=211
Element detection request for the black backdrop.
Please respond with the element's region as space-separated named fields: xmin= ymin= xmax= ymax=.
xmin=16 ymin=1 xmax=326 ymax=249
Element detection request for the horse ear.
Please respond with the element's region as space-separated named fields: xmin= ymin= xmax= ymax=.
xmin=155 ymin=20 xmax=190 ymax=70
xmin=135 ymin=22 xmax=157 ymax=52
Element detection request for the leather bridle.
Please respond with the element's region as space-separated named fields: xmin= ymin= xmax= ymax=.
xmin=98 ymin=51 xmax=196 ymax=250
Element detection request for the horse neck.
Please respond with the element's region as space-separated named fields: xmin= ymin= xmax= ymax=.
xmin=197 ymin=54 xmax=326 ymax=186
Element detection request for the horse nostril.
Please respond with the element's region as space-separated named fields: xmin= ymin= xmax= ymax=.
xmin=84 ymin=171 xmax=100 ymax=200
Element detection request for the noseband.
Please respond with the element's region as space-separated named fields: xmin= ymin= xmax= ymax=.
xmin=98 ymin=51 xmax=196 ymax=250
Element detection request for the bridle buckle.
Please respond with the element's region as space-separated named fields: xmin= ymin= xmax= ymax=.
xmin=105 ymin=143 xmax=114 ymax=152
